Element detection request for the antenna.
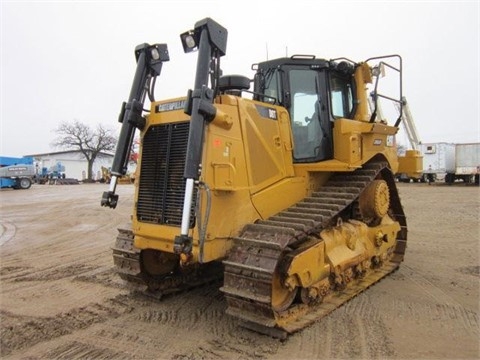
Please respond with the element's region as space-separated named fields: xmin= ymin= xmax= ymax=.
xmin=266 ymin=43 xmax=269 ymax=60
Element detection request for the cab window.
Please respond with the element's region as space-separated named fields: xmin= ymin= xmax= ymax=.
xmin=330 ymin=73 xmax=354 ymax=118
xmin=260 ymin=69 xmax=282 ymax=104
xmin=289 ymin=69 xmax=323 ymax=160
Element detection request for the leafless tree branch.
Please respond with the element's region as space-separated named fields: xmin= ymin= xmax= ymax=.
xmin=52 ymin=120 xmax=117 ymax=180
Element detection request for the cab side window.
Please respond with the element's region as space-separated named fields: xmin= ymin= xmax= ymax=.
xmin=260 ymin=69 xmax=282 ymax=104
xmin=330 ymin=73 xmax=354 ymax=118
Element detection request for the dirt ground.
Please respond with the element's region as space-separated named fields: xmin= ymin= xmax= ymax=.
xmin=0 ymin=181 xmax=479 ymax=359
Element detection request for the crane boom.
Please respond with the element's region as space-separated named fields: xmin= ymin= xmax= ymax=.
xmin=397 ymin=96 xmax=421 ymax=150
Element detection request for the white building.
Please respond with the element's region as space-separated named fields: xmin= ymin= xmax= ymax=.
xmin=25 ymin=150 xmax=114 ymax=181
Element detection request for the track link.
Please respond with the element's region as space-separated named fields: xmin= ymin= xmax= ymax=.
xmin=221 ymin=161 xmax=407 ymax=338
xmin=112 ymin=226 xmax=223 ymax=297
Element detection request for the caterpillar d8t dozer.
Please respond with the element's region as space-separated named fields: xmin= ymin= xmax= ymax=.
xmin=101 ymin=18 xmax=407 ymax=338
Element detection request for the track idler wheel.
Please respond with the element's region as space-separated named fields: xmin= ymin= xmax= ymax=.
xmin=272 ymin=272 xmax=298 ymax=312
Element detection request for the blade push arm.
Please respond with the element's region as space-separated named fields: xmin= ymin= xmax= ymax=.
xmin=101 ymin=43 xmax=169 ymax=208
xmin=174 ymin=18 xmax=227 ymax=255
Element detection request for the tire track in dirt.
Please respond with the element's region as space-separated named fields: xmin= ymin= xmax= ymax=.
xmin=341 ymin=297 xmax=396 ymax=358
xmin=458 ymin=265 xmax=480 ymax=277
xmin=0 ymin=265 xmax=31 ymax=277
xmin=273 ymin=271 xmax=400 ymax=359
xmin=275 ymin=297 xmax=396 ymax=359
xmin=0 ymin=186 xmax=132 ymax=266
xmin=45 ymin=285 xmax=280 ymax=360
xmin=170 ymin=330 xmax=280 ymax=360
xmin=0 ymin=212 xmax=123 ymax=264
xmin=0 ymin=206 xmax=128 ymax=308
xmin=0 ymin=226 xmax=118 ymax=274
xmin=74 ymin=267 xmax=128 ymax=289
xmin=396 ymin=265 xmax=479 ymax=331
xmin=0 ymin=263 xmax=123 ymax=316
xmin=133 ymin=283 xmax=234 ymax=333
xmin=0 ymin=220 xmax=16 ymax=246
xmin=327 ymin=310 xmax=394 ymax=359
xmin=0 ymin=294 xmax=135 ymax=357
xmin=34 ymin=322 xmax=155 ymax=360
xmin=112 ymin=283 xmax=280 ymax=359
xmin=5 ymin=263 xmax=97 ymax=282
xmin=388 ymin=297 xmax=479 ymax=330
xmin=346 ymin=274 xmax=478 ymax=332
xmin=38 ymin=341 xmax=127 ymax=360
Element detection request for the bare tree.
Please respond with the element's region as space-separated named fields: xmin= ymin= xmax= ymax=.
xmin=52 ymin=120 xmax=117 ymax=180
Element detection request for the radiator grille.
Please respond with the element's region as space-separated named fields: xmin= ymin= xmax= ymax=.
xmin=136 ymin=122 xmax=195 ymax=227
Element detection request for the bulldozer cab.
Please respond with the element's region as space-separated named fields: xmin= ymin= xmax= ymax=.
xmin=253 ymin=56 xmax=357 ymax=163
xmin=252 ymin=55 xmax=403 ymax=165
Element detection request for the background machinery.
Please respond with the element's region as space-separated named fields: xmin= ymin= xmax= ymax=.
xmin=0 ymin=156 xmax=35 ymax=190
xmin=395 ymin=97 xmax=425 ymax=182
xmin=102 ymin=18 xmax=407 ymax=338
xmin=100 ymin=166 xmax=135 ymax=184
xmin=35 ymin=162 xmax=66 ymax=184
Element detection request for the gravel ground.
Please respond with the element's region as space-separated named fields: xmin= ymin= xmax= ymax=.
xmin=0 ymin=182 xmax=479 ymax=359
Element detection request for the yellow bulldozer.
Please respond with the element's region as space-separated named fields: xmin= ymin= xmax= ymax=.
xmin=100 ymin=166 xmax=135 ymax=184
xmin=102 ymin=18 xmax=407 ymax=338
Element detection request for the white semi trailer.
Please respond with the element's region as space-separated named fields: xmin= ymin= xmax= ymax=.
xmin=445 ymin=143 xmax=480 ymax=184
xmin=420 ymin=142 xmax=479 ymax=184
xmin=420 ymin=142 xmax=455 ymax=182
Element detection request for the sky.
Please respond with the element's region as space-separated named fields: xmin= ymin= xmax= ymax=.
xmin=1 ymin=0 xmax=479 ymax=157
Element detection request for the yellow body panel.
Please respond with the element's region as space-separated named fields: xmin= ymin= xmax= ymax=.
xmin=333 ymin=118 xmax=399 ymax=173
xmin=353 ymin=63 xmax=373 ymax=122
xmin=133 ymin=95 xmax=307 ymax=262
